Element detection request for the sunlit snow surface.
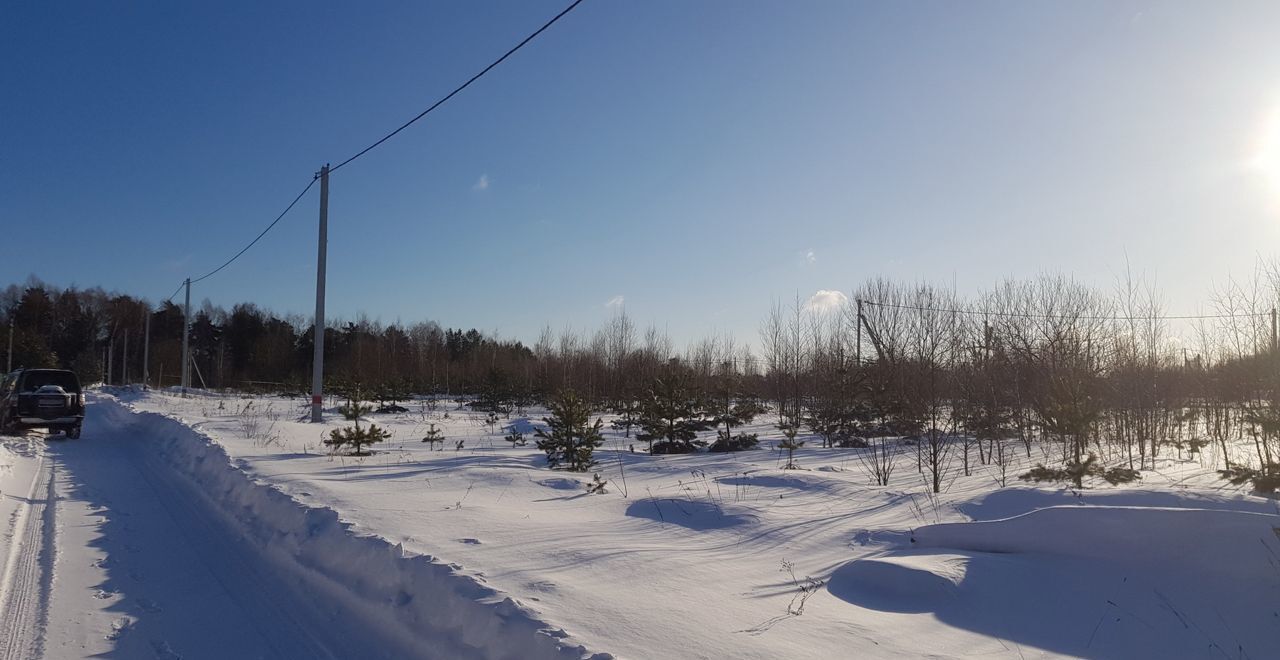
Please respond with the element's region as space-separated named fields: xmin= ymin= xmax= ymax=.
xmin=107 ymin=388 xmax=1280 ymax=659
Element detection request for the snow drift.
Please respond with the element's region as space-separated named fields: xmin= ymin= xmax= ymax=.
xmin=830 ymin=505 xmax=1280 ymax=659
xmin=95 ymin=396 xmax=606 ymax=660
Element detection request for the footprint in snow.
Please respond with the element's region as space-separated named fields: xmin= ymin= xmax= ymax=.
xmin=456 ymin=538 xmax=482 ymax=545
xmin=526 ymin=580 xmax=558 ymax=593
xmin=106 ymin=618 xmax=134 ymax=641
xmin=150 ymin=639 xmax=182 ymax=659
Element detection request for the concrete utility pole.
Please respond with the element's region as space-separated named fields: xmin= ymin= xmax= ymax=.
xmin=143 ymin=309 xmax=150 ymax=388
xmin=182 ymin=278 xmax=191 ymax=395
xmin=311 ymin=165 xmax=330 ymax=423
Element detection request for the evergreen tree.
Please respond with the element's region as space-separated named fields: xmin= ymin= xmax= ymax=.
xmin=325 ymin=385 xmax=390 ymax=456
xmin=504 ymin=428 xmax=527 ymax=447
xmin=476 ymin=367 xmax=513 ymax=416
xmin=636 ymin=375 xmax=711 ymax=454
xmin=325 ymin=422 xmax=390 ymax=456
xmin=420 ymin=423 xmax=445 ymax=449
xmin=336 ymin=382 xmax=372 ymax=421
xmin=535 ymin=390 xmax=604 ymax=471
xmin=805 ymin=366 xmax=865 ymax=448
xmin=706 ymin=379 xmax=765 ymax=452
xmin=778 ymin=419 xmax=804 ymax=469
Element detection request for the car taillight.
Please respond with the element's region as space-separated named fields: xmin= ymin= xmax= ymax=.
xmin=77 ymin=393 xmax=85 ymax=407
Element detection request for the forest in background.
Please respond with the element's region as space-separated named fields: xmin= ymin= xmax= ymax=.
xmin=6 ymin=261 xmax=1280 ymax=492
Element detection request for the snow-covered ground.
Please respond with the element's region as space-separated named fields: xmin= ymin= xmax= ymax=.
xmin=0 ymin=395 xmax=599 ymax=660
xmin=86 ymin=388 xmax=1276 ymax=659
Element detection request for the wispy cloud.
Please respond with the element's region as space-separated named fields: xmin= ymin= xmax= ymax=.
xmin=163 ymin=254 xmax=193 ymax=271
xmin=805 ymin=289 xmax=848 ymax=313
xmin=605 ymin=295 xmax=625 ymax=308
xmin=803 ymin=248 xmax=816 ymax=264
xmin=472 ymin=173 xmax=490 ymax=192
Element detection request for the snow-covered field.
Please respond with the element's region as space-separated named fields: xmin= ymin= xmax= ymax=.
xmin=90 ymin=388 xmax=1278 ymax=659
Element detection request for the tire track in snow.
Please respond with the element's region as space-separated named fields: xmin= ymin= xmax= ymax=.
xmin=0 ymin=451 xmax=55 ymax=660
xmin=126 ymin=436 xmax=351 ymax=659
xmin=47 ymin=406 xmax=382 ymax=659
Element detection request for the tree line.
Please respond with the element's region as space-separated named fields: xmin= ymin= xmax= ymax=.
xmin=6 ymin=263 xmax=1280 ymax=492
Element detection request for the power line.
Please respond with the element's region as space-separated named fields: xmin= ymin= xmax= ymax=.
xmin=190 ymin=176 xmax=319 ymax=284
xmin=859 ymin=299 xmax=1269 ymax=322
xmin=158 ymin=1 xmax=584 ymax=304
xmin=160 ymin=175 xmax=315 ymax=304
xmin=164 ymin=281 xmax=185 ymax=304
xmin=328 ymin=0 xmax=586 ymax=174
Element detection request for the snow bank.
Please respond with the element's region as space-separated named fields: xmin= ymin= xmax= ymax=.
xmin=95 ymin=396 xmax=607 ymax=660
xmin=830 ymin=505 xmax=1280 ymax=659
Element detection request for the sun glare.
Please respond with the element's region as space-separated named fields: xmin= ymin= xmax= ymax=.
xmin=1251 ymin=106 xmax=1280 ymax=194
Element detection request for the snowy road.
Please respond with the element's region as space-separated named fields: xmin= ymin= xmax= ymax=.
xmin=0 ymin=400 xmax=421 ymax=660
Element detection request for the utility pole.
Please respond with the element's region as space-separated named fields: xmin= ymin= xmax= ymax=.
xmin=122 ymin=328 xmax=129 ymax=385
xmin=182 ymin=278 xmax=191 ymax=395
xmin=107 ymin=334 xmax=114 ymax=386
xmin=143 ymin=309 xmax=151 ymax=388
xmin=6 ymin=318 xmax=12 ymax=373
xmin=311 ymin=165 xmax=330 ymax=423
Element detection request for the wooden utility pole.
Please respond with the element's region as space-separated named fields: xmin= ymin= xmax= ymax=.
xmin=311 ymin=165 xmax=330 ymax=423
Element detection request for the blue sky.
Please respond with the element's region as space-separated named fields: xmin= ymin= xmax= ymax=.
xmin=5 ymin=1 xmax=1280 ymax=348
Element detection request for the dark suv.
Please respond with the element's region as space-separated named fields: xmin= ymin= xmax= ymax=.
xmin=0 ymin=369 xmax=85 ymax=438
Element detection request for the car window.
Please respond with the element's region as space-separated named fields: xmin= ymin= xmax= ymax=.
xmin=19 ymin=371 xmax=82 ymax=393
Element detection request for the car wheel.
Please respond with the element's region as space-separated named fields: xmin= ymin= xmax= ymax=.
xmin=67 ymin=425 xmax=81 ymax=440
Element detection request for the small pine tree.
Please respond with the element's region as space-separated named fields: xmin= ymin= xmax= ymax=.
xmin=635 ymin=375 xmax=711 ymax=454
xmin=586 ymin=472 xmax=608 ymax=494
xmin=325 ymin=422 xmax=391 ymax=456
xmin=421 ymin=423 xmax=445 ymax=450
xmin=324 ymin=381 xmax=390 ymax=455
xmin=535 ymin=390 xmax=605 ymax=472
xmin=706 ymin=384 xmax=766 ymax=452
xmin=337 ymin=383 xmax=372 ymax=421
xmin=505 ymin=429 xmax=527 ymax=447
xmin=778 ymin=420 xmax=803 ymax=470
